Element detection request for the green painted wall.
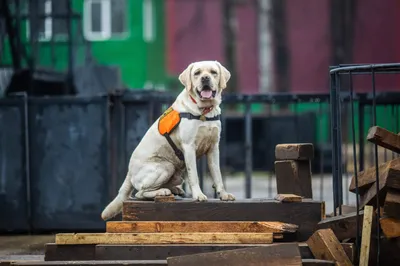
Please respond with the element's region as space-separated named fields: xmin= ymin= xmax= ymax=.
xmin=1 ymin=0 xmax=167 ymax=89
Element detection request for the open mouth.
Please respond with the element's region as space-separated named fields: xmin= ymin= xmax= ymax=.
xmin=197 ymin=85 xmax=216 ymax=99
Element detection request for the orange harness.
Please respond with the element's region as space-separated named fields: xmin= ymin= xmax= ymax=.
xmin=157 ymin=96 xmax=220 ymax=161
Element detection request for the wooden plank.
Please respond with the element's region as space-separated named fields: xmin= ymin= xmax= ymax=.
xmin=301 ymin=259 xmax=335 ymax=266
xmin=327 ymin=205 xmax=357 ymax=217
xmin=154 ymin=195 xmax=175 ymax=202
xmin=359 ymin=206 xmax=373 ymax=266
xmin=317 ymin=211 xmax=364 ymax=241
xmin=55 ymin=232 xmax=273 ymax=245
xmin=11 ymin=261 xmax=166 ymax=266
xmin=349 ymin=157 xmax=400 ymax=193
xmin=95 ymin=243 xmax=354 ymax=262
xmin=274 ymin=194 xmax=302 ymax=202
xmin=44 ymin=243 xmax=96 ymax=261
xmin=306 ymin=229 xmax=352 ymax=266
xmin=275 ymin=143 xmax=314 ymax=160
xmin=380 ymin=216 xmax=400 ymax=239
xmin=275 ymin=160 xmax=313 ymax=198
xmin=367 ymin=126 xmax=400 ymax=154
xmin=359 ymin=180 xmax=388 ymax=209
xmin=383 ymin=189 xmax=400 ymax=219
xmin=166 ymin=244 xmax=302 ymax=266
xmin=122 ymin=199 xmax=323 ymax=241
xmin=106 ymin=221 xmax=298 ymax=233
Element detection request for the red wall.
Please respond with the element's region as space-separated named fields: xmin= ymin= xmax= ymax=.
xmin=166 ymin=0 xmax=259 ymax=94
xmin=166 ymin=0 xmax=400 ymax=94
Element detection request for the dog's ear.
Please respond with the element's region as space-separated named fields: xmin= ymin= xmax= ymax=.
xmin=215 ymin=61 xmax=231 ymax=90
xmin=179 ymin=63 xmax=194 ymax=91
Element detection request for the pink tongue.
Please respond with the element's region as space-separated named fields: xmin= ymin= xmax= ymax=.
xmin=200 ymin=90 xmax=213 ymax=98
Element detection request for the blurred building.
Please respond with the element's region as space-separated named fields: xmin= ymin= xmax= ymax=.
xmin=1 ymin=0 xmax=400 ymax=93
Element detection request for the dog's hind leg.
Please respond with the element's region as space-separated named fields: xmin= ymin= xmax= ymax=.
xmin=133 ymin=162 xmax=175 ymax=200
xmin=163 ymin=171 xmax=185 ymax=196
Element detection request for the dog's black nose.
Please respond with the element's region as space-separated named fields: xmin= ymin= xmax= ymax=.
xmin=201 ymin=76 xmax=210 ymax=82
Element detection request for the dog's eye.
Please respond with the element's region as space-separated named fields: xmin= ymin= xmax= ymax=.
xmin=194 ymin=71 xmax=200 ymax=76
xmin=211 ymin=70 xmax=218 ymax=75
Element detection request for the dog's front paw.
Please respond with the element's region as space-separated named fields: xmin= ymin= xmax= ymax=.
xmin=193 ymin=192 xmax=208 ymax=202
xmin=219 ymin=191 xmax=235 ymax=201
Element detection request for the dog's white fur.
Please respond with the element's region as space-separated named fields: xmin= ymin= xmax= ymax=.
xmin=101 ymin=60 xmax=235 ymax=221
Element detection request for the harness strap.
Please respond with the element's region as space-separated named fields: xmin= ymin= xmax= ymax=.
xmin=159 ymin=96 xmax=221 ymax=161
xmin=164 ymin=134 xmax=185 ymax=161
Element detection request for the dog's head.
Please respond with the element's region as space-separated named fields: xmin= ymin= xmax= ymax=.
xmin=178 ymin=61 xmax=231 ymax=102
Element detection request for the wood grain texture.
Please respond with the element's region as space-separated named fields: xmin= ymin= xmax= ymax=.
xmin=359 ymin=206 xmax=373 ymax=266
xmin=349 ymin=157 xmax=400 ymax=193
xmin=122 ymin=199 xmax=323 ymax=241
xmin=306 ymin=229 xmax=352 ymax=266
xmin=274 ymin=194 xmax=303 ymax=202
xmin=95 ymin=243 xmax=354 ymax=262
xmin=383 ymin=189 xmax=400 ymax=219
xmin=106 ymin=221 xmax=298 ymax=233
xmin=154 ymin=195 xmax=175 ymax=202
xmin=380 ymin=216 xmax=400 ymax=239
xmin=275 ymin=160 xmax=313 ymax=198
xmin=55 ymin=233 xmax=273 ymax=245
xmin=275 ymin=143 xmax=314 ymax=160
xmin=167 ymin=243 xmax=302 ymax=266
xmin=367 ymin=126 xmax=400 ymax=154
xmin=317 ymin=211 xmax=364 ymax=241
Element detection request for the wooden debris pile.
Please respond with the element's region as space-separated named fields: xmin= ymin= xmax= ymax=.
xmin=314 ymin=125 xmax=400 ymax=266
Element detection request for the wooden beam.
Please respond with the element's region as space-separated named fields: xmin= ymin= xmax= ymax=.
xmin=317 ymin=211 xmax=364 ymax=241
xmin=274 ymin=194 xmax=302 ymax=202
xmin=166 ymin=244 xmax=302 ymax=266
xmin=359 ymin=181 xmax=387 ymax=209
xmin=106 ymin=221 xmax=298 ymax=234
xmin=367 ymin=126 xmax=400 ymax=154
xmin=95 ymin=243 xmax=354 ymax=262
xmin=383 ymin=189 xmax=400 ymax=219
xmin=380 ymin=216 xmax=400 ymax=239
xmin=275 ymin=160 xmax=313 ymax=198
xmin=154 ymin=195 xmax=175 ymax=202
xmin=122 ymin=199 xmax=324 ymax=241
xmin=44 ymin=243 xmax=96 ymax=261
xmin=349 ymin=157 xmax=400 ymax=193
xmin=301 ymin=259 xmax=335 ymax=266
xmin=11 ymin=261 xmax=167 ymax=266
xmin=55 ymin=233 xmax=273 ymax=245
xmin=275 ymin=143 xmax=314 ymax=160
xmin=306 ymin=229 xmax=352 ymax=266
xmin=359 ymin=205 xmax=373 ymax=266
xmin=327 ymin=205 xmax=357 ymax=217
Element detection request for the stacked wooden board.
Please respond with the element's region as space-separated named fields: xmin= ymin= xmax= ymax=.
xmin=24 ymin=195 xmax=333 ymax=266
xmin=275 ymin=143 xmax=314 ymax=198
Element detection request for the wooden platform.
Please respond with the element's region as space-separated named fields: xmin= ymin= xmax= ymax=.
xmin=38 ymin=197 xmax=332 ymax=265
xmin=122 ymin=198 xmax=324 ymax=241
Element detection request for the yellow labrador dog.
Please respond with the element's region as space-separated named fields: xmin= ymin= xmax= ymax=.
xmin=101 ymin=60 xmax=235 ymax=220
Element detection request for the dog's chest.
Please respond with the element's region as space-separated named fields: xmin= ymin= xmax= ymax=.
xmin=194 ymin=125 xmax=219 ymax=157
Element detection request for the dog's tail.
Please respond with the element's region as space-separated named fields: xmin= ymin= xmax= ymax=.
xmin=101 ymin=174 xmax=133 ymax=221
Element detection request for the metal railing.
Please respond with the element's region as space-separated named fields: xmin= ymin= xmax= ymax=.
xmin=329 ymin=63 xmax=400 ymax=265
